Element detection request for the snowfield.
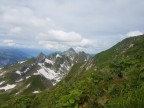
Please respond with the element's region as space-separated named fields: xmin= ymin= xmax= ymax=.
xmin=38 ymin=63 xmax=61 ymax=85
xmin=18 ymin=60 xmax=26 ymax=64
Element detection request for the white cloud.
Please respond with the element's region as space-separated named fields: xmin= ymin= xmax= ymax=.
xmin=126 ymin=31 xmax=143 ymax=37
xmin=36 ymin=29 xmax=95 ymax=51
xmin=37 ymin=29 xmax=82 ymax=42
xmin=79 ymin=39 xmax=92 ymax=47
xmin=48 ymin=30 xmax=82 ymax=42
xmin=121 ymin=31 xmax=143 ymax=39
xmin=9 ymin=27 xmax=22 ymax=34
xmin=2 ymin=7 xmax=52 ymax=27
xmin=0 ymin=6 xmax=57 ymax=40
xmin=2 ymin=39 xmax=16 ymax=46
xmin=7 ymin=42 xmax=16 ymax=46
xmin=0 ymin=5 xmax=94 ymax=51
xmin=3 ymin=39 xmax=14 ymax=43
xmin=38 ymin=37 xmax=94 ymax=51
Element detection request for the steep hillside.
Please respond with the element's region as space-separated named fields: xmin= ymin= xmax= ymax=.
xmin=0 ymin=35 xmax=144 ymax=108
xmin=0 ymin=48 xmax=90 ymax=103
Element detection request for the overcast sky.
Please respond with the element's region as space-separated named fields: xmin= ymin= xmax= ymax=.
xmin=0 ymin=0 xmax=143 ymax=53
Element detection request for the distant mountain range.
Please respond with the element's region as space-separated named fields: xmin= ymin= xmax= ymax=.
xmin=0 ymin=48 xmax=29 ymax=67
xmin=0 ymin=47 xmax=57 ymax=67
xmin=0 ymin=48 xmax=91 ymax=100
xmin=0 ymin=46 xmax=94 ymax=68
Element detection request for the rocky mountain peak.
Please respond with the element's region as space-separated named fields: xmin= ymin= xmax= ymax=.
xmin=67 ymin=48 xmax=76 ymax=52
xmin=62 ymin=48 xmax=76 ymax=57
xmin=78 ymin=51 xmax=86 ymax=55
xmin=37 ymin=52 xmax=46 ymax=63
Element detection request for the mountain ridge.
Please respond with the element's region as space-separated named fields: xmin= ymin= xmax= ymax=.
xmin=0 ymin=48 xmax=91 ymax=102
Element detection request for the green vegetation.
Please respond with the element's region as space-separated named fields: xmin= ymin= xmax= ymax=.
xmin=4 ymin=72 xmax=20 ymax=84
xmin=0 ymin=35 xmax=144 ymax=108
xmin=22 ymin=75 xmax=47 ymax=95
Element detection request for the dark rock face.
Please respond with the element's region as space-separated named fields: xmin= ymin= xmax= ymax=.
xmin=62 ymin=48 xmax=77 ymax=58
xmin=77 ymin=51 xmax=91 ymax=61
xmin=19 ymin=64 xmax=29 ymax=72
xmin=41 ymin=76 xmax=53 ymax=89
xmin=67 ymin=48 xmax=76 ymax=53
xmin=37 ymin=52 xmax=46 ymax=63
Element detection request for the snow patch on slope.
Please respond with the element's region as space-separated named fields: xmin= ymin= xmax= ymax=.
xmin=16 ymin=71 xmax=21 ymax=75
xmin=33 ymin=72 xmax=40 ymax=75
xmin=56 ymin=54 xmax=62 ymax=58
xmin=70 ymin=57 xmax=74 ymax=61
xmin=32 ymin=91 xmax=40 ymax=94
xmin=18 ymin=60 xmax=26 ymax=64
xmin=0 ymin=72 xmax=5 ymax=77
xmin=15 ymin=78 xmax=23 ymax=82
xmin=45 ymin=58 xmax=54 ymax=65
xmin=60 ymin=64 xmax=64 ymax=68
xmin=38 ymin=63 xmax=62 ymax=85
xmin=15 ymin=83 xmax=31 ymax=95
xmin=0 ymin=81 xmax=5 ymax=85
xmin=26 ymin=76 xmax=31 ymax=79
xmin=26 ymin=83 xmax=31 ymax=88
xmin=0 ymin=84 xmax=16 ymax=91
xmin=37 ymin=67 xmax=56 ymax=79
xmin=24 ymin=67 xmax=30 ymax=73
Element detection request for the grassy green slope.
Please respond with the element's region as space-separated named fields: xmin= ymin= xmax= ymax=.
xmin=1 ymin=35 xmax=144 ymax=108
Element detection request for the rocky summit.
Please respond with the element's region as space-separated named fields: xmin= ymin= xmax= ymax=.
xmin=37 ymin=52 xmax=46 ymax=63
